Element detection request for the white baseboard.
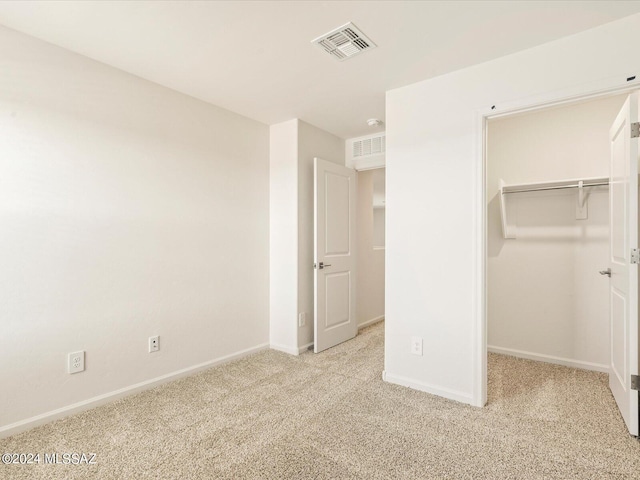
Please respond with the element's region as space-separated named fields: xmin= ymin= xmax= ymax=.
xmin=293 ymin=318 xmax=384 ymax=355
xmin=383 ymin=371 xmax=474 ymax=405
xmin=0 ymin=342 xmax=269 ymax=439
xmin=359 ymin=315 xmax=385 ymax=329
xmin=488 ymin=345 xmax=609 ymax=373
xmin=270 ymin=342 xmax=300 ymax=356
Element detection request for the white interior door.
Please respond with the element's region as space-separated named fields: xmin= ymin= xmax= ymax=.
xmin=608 ymin=92 xmax=639 ymax=436
xmin=314 ymin=157 xmax=357 ymax=353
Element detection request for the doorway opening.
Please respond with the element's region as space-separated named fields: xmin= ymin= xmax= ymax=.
xmin=357 ymin=167 xmax=386 ymax=330
xmin=484 ymin=91 xmax=639 ymax=436
xmin=312 ymin=159 xmax=385 ymax=353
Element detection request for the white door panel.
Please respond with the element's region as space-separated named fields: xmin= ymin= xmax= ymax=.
xmin=325 ymin=271 xmax=351 ymax=328
xmin=314 ymin=157 xmax=357 ymax=353
xmin=608 ymin=92 xmax=639 ymax=436
xmin=325 ymin=172 xmax=351 ymax=255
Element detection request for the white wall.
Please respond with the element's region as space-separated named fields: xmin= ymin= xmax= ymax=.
xmin=269 ymin=119 xmax=299 ymax=354
xmin=373 ymin=209 xmax=385 ymax=248
xmin=357 ymin=169 xmax=385 ymax=327
xmin=385 ymin=13 xmax=640 ymax=406
xmin=0 ymin=25 xmax=270 ymax=435
xmin=269 ymin=119 xmax=344 ymax=353
xmin=488 ymin=95 xmax=626 ymax=371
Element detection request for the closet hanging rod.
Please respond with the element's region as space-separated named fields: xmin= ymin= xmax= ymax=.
xmin=502 ymin=182 xmax=609 ymax=195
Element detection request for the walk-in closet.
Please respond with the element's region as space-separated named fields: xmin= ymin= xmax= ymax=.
xmin=487 ymin=94 xmax=629 ymax=375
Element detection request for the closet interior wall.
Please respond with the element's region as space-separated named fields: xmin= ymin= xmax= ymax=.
xmin=487 ymin=94 xmax=627 ymax=371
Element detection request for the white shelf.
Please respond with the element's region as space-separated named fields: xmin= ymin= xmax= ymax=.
xmin=499 ymin=176 xmax=609 ymax=239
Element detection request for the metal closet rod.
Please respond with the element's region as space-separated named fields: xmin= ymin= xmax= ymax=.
xmin=503 ymin=182 xmax=609 ymax=195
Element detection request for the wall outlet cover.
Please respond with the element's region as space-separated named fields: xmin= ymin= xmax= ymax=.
xmin=68 ymin=351 xmax=85 ymax=374
xmin=411 ymin=336 xmax=423 ymax=356
xmin=149 ymin=335 xmax=160 ymax=353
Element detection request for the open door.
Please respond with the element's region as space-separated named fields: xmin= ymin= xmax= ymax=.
xmin=608 ymin=92 xmax=639 ymax=436
xmin=314 ymin=157 xmax=357 ymax=353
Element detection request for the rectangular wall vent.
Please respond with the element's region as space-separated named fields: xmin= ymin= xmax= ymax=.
xmin=311 ymin=22 xmax=377 ymax=61
xmin=353 ymin=134 xmax=385 ymax=158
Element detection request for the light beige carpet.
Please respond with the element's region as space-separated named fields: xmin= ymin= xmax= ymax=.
xmin=1 ymin=322 xmax=639 ymax=479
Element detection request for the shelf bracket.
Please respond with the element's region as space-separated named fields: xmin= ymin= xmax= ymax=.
xmin=576 ymin=180 xmax=588 ymax=220
xmin=499 ymin=179 xmax=516 ymax=239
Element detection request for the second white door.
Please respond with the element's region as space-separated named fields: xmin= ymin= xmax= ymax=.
xmin=314 ymin=157 xmax=357 ymax=353
xmin=608 ymin=92 xmax=639 ymax=436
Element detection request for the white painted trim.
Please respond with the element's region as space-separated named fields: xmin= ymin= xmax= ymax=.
xmin=358 ymin=315 xmax=385 ymax=329
xmin=383 ymin=371 xmax=474 ymax=405
xmin=488 ymin=346 xmax=609 ymax=373
xmin=472 ymin=107 xmax=490 ymax=408
xmin=351 ymin=156 xmax=385 ymax=171
xmin=486 ymin=76 xmax=640 ymax=121
xmin=474 ymin=74 xmax=640 ymax=409
xmin=295 ymin=318 xmax=383 ymax=354
xmin=270 ymin=343 xmax=300 ymax=356
xmin=0 ymin=342 xmax=270 ymax=439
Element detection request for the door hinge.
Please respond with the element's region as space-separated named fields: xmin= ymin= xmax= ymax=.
xmin=632 ymin=249 xmax=640 ymax=264
xmin=632 ymin=122 xmax=640 ymax=139
xmin=632 ymin=375 xmax=639 ymax=391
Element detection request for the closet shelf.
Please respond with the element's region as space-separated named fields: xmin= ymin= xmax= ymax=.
xmin=499 ymin=176 xmax=609 ymax=239
xmin=501 ymin=177 xmax=609 ymax=195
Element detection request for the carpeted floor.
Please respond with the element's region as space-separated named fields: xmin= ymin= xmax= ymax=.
xmin=1 ymin=321 xmax=639 ymax=479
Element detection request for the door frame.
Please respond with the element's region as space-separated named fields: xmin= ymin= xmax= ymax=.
xmin=474 ymin=79 xmax=639 ymax=407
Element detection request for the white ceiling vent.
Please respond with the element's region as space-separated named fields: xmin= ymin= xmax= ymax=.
xmin=353 ymin=134 xmax=385 ymax=158
xmin=311 ymin=22 xmax=377 ymax=61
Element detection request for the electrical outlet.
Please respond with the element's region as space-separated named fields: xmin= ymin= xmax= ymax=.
xmin=148 ymin=336 xmax=159 ymax=353
xmin=411 ymin=336 xmax=423 ymax=356
xmin=298 ymin=312 xmax=306 ymax=327
xmin=68 ymin=351 xmax=85 ymax=374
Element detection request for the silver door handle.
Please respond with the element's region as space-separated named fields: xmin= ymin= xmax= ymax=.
xmin=599 ymin=268 xmax=611 ymax=277
xmin=317 ymin=262 xmax=332 ymax=269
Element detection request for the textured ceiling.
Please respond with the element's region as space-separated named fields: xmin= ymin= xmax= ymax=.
xmin=1 ymin=1 xmax=639 ymax=138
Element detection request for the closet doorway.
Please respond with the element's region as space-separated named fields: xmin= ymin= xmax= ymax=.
xmin=486 ymin=92 xmax=639 ymax=435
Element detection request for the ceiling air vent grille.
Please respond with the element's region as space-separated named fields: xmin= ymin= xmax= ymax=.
xmin=312 ymin=22 xmax=377 ymax=61
xmin=353 ymin=134 xmax=385 ymax=158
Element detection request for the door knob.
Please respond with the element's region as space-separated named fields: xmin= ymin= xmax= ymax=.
xmin=599 ymin=268 xmax=612 ymax=277
xmin=317 ymin=262 xmax=332 ymax=269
